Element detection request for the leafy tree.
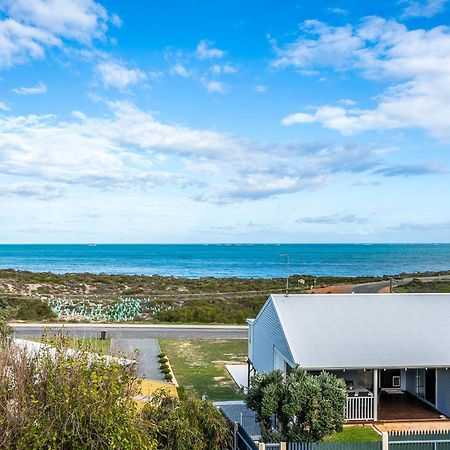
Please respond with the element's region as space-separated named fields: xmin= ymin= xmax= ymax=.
xmin=143 ymin=389 xmax=231 ymax=450
xmin=245 ymin=368 xmax=346 ymax=442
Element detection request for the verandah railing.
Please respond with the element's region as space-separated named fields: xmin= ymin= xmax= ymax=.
xmin=346 ymin=395 xmax=374 ymax=421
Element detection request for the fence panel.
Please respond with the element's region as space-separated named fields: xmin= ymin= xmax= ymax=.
xmin=288 ymin=442 xmax=382 ymax=450
xmin=388 ymin=430 xmax=450 ymax=450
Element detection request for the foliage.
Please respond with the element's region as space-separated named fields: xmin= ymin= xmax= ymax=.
xmin=245 ymin=368 xmax=347 ymax=442
xmin=143 ymin=389 xmax=231 ymax=450
xmin=0 ymin=335 xmax=156 ymax=450
xmin=0 ymin=294 xmax=55 ymax=321
xmin=394 ymin=278 xmax=450 ymax=293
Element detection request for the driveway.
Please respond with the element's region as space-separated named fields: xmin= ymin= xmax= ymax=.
xmin=110 ymin=338 xmax=164 ymax=380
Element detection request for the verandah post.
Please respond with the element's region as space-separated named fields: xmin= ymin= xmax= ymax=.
xmin=374 ymin=369 xmax=379 ymax=421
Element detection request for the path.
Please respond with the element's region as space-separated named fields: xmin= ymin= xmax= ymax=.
xmin=110 ymin=338 xmax=164 ymax=380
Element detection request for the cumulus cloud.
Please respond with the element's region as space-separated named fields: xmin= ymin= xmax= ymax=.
xmin=0 ymin=182 xmax=63 ymax=199
xmin=401 ymin=0 xmax=447 ymax=18
xmin=12 ymin=81 xmax=47 ymax=95
xmin=0 ymin=101 xmax=439 ymax=203
xmin=276 ymin=17 xmax=450 ymax=139
xmin=0 ymin=0 xmax=119 ymax=69
xmin=96 ymin=60 xmax=147 ymax=89
xmin=0 ymin=101 xmax=10 ymax=111
xmin=195 ymin=40 xmax=225 ymax=60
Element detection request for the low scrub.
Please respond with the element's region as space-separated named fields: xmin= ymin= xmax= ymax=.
xmin=143 ymin=390 xmax=230 ymax=450
xmin=0 ymin=333 xmax=155 ymax=449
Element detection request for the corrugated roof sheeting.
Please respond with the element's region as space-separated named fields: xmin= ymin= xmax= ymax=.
xmin=270 ymin=293 xmax=450 ymax=370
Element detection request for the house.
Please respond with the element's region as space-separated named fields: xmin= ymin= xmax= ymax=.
xmin=247 ymin=293 xmax=450 ymax=422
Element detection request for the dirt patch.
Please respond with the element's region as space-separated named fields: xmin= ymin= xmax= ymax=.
xmin=307 ymin=284 xmax=353 ymax=294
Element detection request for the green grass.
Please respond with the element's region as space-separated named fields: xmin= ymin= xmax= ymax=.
xmin=324 ymin=426 xmax=381 ymax=442
xmin=159 ymin=339 xmax=247 ymax=401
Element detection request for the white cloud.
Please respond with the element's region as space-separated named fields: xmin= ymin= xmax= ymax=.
xmin=282 ymin=112 xmax=317 ymax=125
xmin=171 ymin=62 xmax=190 ymax=77
xmin=1 ymin=0 xmax=112 ymax=43
xmin=401 ymin=0 xmax=447 ymax=18
xmin=195 ymin=40 xmax=225 ymax=60
xmin=0 ymin=18 xmax=61 ymax=68
xmin=96 ymin=60 xmax=147 ymax=89
xmin=12 ymin=81 xmax=47 ymax=95
xmin=0 ymin=101 xmax=10 ymax=111
xmin=276 ymin=17 xmax=450 ymax=138
xmin=327 ymin=7 xmax=349 ymax=15
xmin=0 ymin=101 xmax=395 ymax=203
xmin=203 ymin=80 xmax=226 ymax=93
xmin=0 ymin=0 xmax=118 ymax=69
xmin=210 ymin=63 xmax=238 ymax=75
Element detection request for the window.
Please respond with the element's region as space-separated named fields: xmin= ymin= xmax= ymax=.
xmin=392 ymin=375 xmax=400 ymax=388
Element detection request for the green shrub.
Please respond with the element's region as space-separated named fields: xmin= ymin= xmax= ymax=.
xmin=159 ymin=356 xmax=168 ymax=363
xmin=164 ymin=373 xmax=172 ymax=381
xmin=161 ymin=368 xmax=170 ymax=374
xmin=157 ymin=352 xmax=166 ymax=358
xmin=160 ymin=362 xmax=169 ymax=370
xmin=143 ymin=390 xmax=230 ymax=450
xmin=0 ymin=335 xmax=156 ymax=450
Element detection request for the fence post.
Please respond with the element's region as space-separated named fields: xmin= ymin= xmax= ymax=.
xmin=280 ymin=443 xmax=287 ymax=450
xmin=382 ymin=432 xmax=389 ymax=450
xmin=258 ymin=443 xmax=265 ymax=450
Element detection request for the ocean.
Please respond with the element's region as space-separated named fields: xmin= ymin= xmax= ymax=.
xmin=0 ymin=244 xmax=449 ymax=278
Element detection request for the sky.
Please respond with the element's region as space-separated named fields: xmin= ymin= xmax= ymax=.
xmin=0 ymin=0 xmax=450 ymax=243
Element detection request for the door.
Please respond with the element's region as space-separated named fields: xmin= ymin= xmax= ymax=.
xmin=425 ymin=369 xmax=436 ymax=405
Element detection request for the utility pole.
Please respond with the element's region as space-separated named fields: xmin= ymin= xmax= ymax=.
xmin=279 ymin=253 xmax=290 ymax=296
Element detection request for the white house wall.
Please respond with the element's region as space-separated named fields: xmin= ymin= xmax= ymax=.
xmin=250 ymin=297 xmax=295 ymax=373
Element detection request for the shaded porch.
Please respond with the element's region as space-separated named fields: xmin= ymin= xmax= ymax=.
xmin=378 ymin=391 xmax=442 ymax=421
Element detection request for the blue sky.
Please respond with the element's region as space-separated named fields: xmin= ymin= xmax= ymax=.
xmin=1 ymin=0 xmax=450 ymax=243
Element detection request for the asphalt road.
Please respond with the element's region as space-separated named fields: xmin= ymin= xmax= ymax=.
xmin=11 ymin=323 xmax=248 ymax=340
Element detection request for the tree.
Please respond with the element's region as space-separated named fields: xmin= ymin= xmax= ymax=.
xmin=245 ymin=368 xmax=346 ymax=442
xmin=143 ymin=389 xmax=231 ymax=450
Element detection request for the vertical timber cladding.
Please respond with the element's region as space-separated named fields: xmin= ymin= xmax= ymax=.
xmin=436 ymin=368 xmax=450 ymax=417
xmin=250 ymin=297 xmax=295 ymax=373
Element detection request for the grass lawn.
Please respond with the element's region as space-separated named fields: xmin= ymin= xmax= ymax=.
xmin=324 ymin=425 xmax=381 ymax=442
xmin=159 ymin=339 xmax=247 ymax=401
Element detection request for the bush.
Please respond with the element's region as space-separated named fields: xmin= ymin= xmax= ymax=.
xmin=157 ymin=352 xmax=166 ymax=358
xmin=161 ymin=368 xmax=170 ymax=374
xmin=160 ymin=362 xmax=169 ymax=370
xmin=143 ymin=390 xmax=230 ymax=450
xmin=159 ymin=356 xmax=168 ymax=363
xmin=0 ymin=335 xmax=156 ymax=450
xmin=164 ymin=373 xmax=172 ymax=381
xmin=246 ymin=368 xmax=346 ymax=442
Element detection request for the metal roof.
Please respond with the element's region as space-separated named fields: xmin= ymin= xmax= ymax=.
xmin=270 ymin=293 xmax=450 ymax=370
